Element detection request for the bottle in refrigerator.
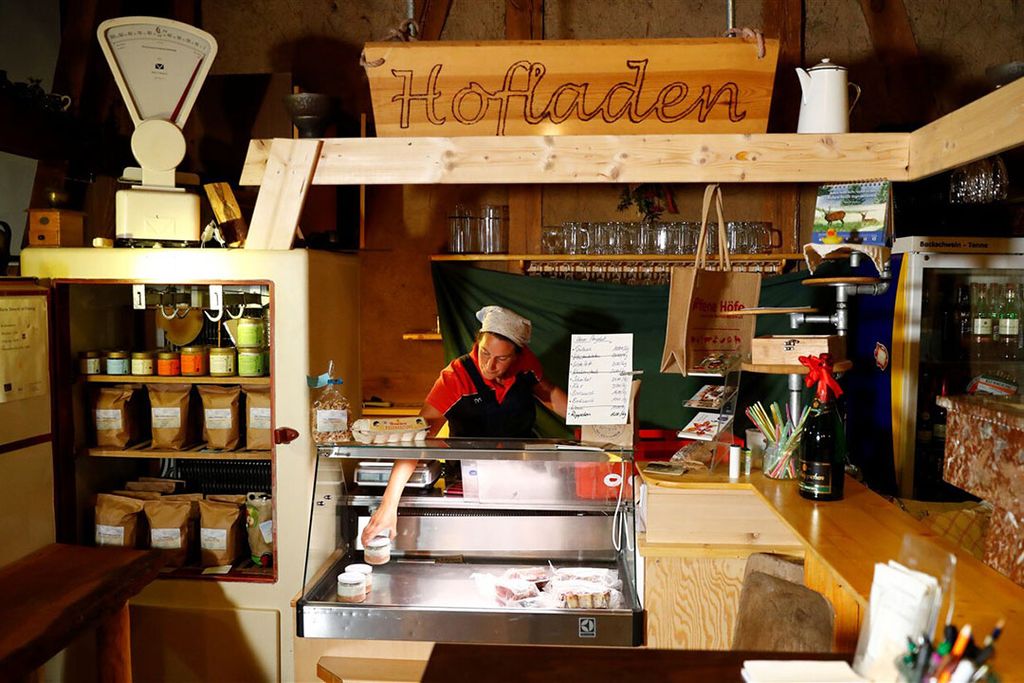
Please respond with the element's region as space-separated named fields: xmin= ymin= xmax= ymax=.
xmin=998 ymin=283 xmax=1021 ymax=361
xmin=955 ymin=285 xmax=971 ymax=361
xmin=971 ymin=284 xmax=992 ymax=360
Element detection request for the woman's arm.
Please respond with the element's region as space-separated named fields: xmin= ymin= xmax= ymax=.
xmin=360 ymin=403 xmax=446 ymax=545
xmin=534 ymin=378 xmax=568 ymax=418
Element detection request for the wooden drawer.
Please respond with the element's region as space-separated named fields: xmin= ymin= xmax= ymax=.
xmin=750 ymin=334 xmax=845 ymax=366
xmin=28 ymin=209 xmax=85 ymax=247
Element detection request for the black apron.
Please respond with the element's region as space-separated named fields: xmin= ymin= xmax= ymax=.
xmin=445 ymin=354 xmax=538 ymax=438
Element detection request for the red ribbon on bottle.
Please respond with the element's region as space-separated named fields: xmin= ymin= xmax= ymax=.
xmin=799 ymin=353 xmax=844 ymax=403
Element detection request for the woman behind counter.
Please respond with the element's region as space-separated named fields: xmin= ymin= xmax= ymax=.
xmin=362 ymin=306 xmax=568 ymax=544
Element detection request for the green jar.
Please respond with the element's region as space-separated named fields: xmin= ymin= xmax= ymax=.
xmin=237 ymin=318 xmax=264 ymax=348
xmin=237 ymin=347 xmax=266 ymax=377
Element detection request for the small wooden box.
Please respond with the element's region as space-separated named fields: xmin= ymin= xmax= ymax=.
xmin=750 ymin=335 xmax=845 ymax=366
xmin=28 ymin=209 xmax=85 ymax=247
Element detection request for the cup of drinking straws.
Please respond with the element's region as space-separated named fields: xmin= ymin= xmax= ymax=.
xmin=746 ymin=401 xmax=809 ymax=480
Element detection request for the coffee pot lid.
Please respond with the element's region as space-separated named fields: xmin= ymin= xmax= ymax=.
xmin=808 ymin=57 xmax=847 ymax=72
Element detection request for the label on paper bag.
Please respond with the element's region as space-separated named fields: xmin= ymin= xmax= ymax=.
xmin=205 ymin=408 xmax=233 ymax=430
xmin=316 ymin=409 xmax=348 ymax=432
xmin=201 ymin=527 xmax=228 ymax=550
xmin=152 ymin=407 xmax=182 ymax=429
xmin=94 ymin=409 xmax=122 ymax=431
xmin=259 ymin=519 xmax=273 ymax=544
xmin=250 ymin=407 xmax=272 ymax=430
xmin=151 ymin=528 xmax=183 ymax=549
xmin=95 ymin=524 xmax=124 ymax=546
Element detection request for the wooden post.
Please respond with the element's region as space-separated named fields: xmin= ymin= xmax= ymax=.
xmin=506 ymin=0 xmax=544 ymax=257
xmin=96 ymin=603 xmax=132 ymax=683
xmin=761 ymin=0 xmax=804 ymax=253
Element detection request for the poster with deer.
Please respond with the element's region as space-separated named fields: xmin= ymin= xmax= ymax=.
xmin=811 ymin=180 xmax=891 ymax=246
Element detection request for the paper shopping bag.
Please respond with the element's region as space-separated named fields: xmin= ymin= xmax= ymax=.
xmin=660 ymin=185 xmax=762 ymax=376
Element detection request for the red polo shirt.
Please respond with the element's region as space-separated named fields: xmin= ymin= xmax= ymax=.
xmin=425 ymin=344 xmax=546 ymax=416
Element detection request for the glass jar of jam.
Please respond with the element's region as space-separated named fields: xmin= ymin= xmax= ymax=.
xmin=105 ymin=350 xmax=130 ymax=375
xmin=209 ymin=347 xmax=237 ymax=377
xmin=156 ymin=351 xmax=181 ymax=376
xmin=237 ymin=347 xmax=266 ymax=377
xmin=131 ymin=351 xmax=155 ymax=376
xmin=181 ymin=345 xmax=208 ymax=376
xmin=237 ymin=317 xmax=264 ymax=348
xmin=79 ymin=351 xmax=102 ymax=375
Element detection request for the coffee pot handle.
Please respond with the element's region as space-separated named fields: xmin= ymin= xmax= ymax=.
xmin=848 ymin=83 xmax=862 ymax=114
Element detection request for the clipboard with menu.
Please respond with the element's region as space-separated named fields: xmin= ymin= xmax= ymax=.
xmin=565 ymin=333 xmax=639 ymax=448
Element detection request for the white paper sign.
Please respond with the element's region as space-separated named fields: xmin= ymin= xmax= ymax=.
xmin=566 ymin=333 xmax=633 ymax=426
xmin=0 ymin=296 xmax=48 ymax=404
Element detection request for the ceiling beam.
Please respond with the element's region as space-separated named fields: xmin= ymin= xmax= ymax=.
xmin=414 ymin=0 xmax=454 ymax=42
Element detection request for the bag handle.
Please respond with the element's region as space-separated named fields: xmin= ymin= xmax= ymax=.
xmin=695 ymin=184 xmax=731 ymax=271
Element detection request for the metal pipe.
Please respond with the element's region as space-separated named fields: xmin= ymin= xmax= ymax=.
xmin=726 ymin=0 xmax=735 ymax=30
xmin=788 ymin=372 xmax=804 ymax=424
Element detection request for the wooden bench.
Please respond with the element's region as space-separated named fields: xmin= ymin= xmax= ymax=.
xmin=0 ymin=543 xmax=162 ymax=682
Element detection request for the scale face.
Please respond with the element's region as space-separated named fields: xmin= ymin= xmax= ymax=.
xmin=98 ymin=17 xmax=217 ymax=127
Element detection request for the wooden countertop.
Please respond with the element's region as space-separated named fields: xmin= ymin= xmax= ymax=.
xmin=640 ymin=470 xmax=1024 ymax=672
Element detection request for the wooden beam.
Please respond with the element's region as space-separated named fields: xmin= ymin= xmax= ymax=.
xmin=908 ymin=77 xmax=1024 ymax=180
xmin=760 ymin=0 xmax=804 ymax=253
xmin=240 ymin=134 xmax=910 ymax=187
xmin=505 ymin=0 xmax=544 ymax=254
xmin=245 ymin=138 xmax=323 ymax=249
xmin=414 ymin=0 xmax=454 ymax=41
xmin=858 ymin=0 xmax=938 ymax=124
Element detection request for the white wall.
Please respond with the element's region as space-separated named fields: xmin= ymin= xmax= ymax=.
xmin=0 ymin=1 xmax=61 ymax=262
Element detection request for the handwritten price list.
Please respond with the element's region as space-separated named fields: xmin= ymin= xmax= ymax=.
xmin=566 ymin=333 xmax=633 ymax=426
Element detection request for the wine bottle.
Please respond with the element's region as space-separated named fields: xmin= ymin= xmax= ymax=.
xmin=798 ymin=355 xmax=845 ymax=502
xmin=956 ymin=285 xmax=971 ymax=361
xmin=1000 ymin=283 xmax=1021 ymax=361
xmin=971 ymin=283 xmax=992 ymax=361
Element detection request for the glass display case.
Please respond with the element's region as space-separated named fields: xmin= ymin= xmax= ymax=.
xmin=299 ymin=439 xmax=642 ymax=646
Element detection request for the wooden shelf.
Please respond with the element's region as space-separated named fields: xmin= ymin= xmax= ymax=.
xmin=401 ymin=332 xmax=442 ymax=341
xmin=430 ymin=253 xmax=805 ymax=263
xmin=802 ymin=277 xmax=883 ymax=287
xmin=741 ymin=359 xmax=853 ymax=375
xmin=157 ymin=563 xmax=275 ymax=584
xmin=83 ymin=374 xmax=270 ymax=385
xmin=86 ymin=443 xmax=271 ymax=461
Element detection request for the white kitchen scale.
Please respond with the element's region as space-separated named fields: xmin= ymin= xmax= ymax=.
xmin=97 ymin=17 xmax=218 ymax=246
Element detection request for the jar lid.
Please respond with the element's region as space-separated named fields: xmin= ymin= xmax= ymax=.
xmin=237 ymin=346 xmax=263 ymax=353
xmin=210 ymin=347 xmax=236 ymax=355
xmin=345 ymin=563 xmax=373 ymax=575
xmin=132 ymin=351 xmax=155 ymax=358
xmin=106 ymin=350 xmax=130 ymax=358
xmin=238 ymin=317 xmax=262 ymax=325
xmin=157 ymin=351 xmax=180 ymax=359
xmin=337 ymin=571 xmax=365 ymax=585
xmin=181 ymin=345 xmax=207 ymax=353
xmin=366 ymin=536 xmax=391 ymax=549
xmin=81 ymin=350 xmax=102 ymax=358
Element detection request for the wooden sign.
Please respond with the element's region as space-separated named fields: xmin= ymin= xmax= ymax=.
xmin=361 ymin=38 xmax=779 ymax=137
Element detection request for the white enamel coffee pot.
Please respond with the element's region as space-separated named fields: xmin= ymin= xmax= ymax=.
xmin=796 ymin=58 xmax=862 ymax=133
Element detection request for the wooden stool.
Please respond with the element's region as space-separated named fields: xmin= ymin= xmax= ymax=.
xmin=743 ymin=552 xmax=805 ymax=585
xmin=732 ymin=571 xmax=835 ymax=653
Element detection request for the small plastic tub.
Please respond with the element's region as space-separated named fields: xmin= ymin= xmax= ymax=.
xmin=364 ymin=535 xmax=391 ymax=566
xmin=336 ymin=571 xmax=366 ymax=603
xmin=345 ymin=563 xmax=373 ymax=590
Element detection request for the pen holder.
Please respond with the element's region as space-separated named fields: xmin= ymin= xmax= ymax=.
xmin=762 ymin=443 xmax=798 ymax=479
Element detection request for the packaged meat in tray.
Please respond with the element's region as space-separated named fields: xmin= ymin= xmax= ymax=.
xmin=502 ymin=565 xmax=553 ymax=589
xmin=351 ymin=417 xmax=429 ymax=444
xmin=473 ymin=572 xmax=540 ymax=607
xmin=547 ymin=579 xmax=621 ymax=610
xmin=552 ymin=566 xmax=621 ymax=588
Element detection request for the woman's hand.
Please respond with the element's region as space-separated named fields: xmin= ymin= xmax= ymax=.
xmin=362 ymin=502 xmax=397 ymax=545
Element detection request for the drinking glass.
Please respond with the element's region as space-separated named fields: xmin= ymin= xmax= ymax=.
xmin=479 ymin=204 xmax=509 ymax=254
xmin=762 ymin=443 xmax=798 ymax=479
xmin=562 ymin=221 xmax=592 ymax=255
xmin=447 ymin=204 xmax=476 ymax=253
xmin=541 ymin=225 xmax=565 ymax=254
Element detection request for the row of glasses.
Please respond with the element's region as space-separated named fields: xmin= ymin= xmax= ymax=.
xmin=448 ymin=204 xmax=510 ymax=253
xmin=526 ymin=260 xmax=784 ymax=284
xmin=541 ymin=221 xmax=780 ymax=256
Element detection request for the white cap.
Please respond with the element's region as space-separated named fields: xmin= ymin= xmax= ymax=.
xmin=476 ymin=305 xmax=532 ymax=347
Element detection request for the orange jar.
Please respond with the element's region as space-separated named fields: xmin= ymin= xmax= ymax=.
xmin=180 ymin=345 xmax=208 ymax=376
xmin=156 ymin=351 xmax=181 ymax=376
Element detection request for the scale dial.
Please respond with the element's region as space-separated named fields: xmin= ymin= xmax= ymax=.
xmin=98 ymin=17 xmax=217 ymax=128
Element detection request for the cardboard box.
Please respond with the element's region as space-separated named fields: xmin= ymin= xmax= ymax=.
xmin=28 ymin=209 xmax=85 ymax=247
xmin=750 ymin=335 xmax=845 ymax=366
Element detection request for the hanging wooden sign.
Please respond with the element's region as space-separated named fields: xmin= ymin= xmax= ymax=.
xmin=361 ymin=38 xmax=779 ymax=137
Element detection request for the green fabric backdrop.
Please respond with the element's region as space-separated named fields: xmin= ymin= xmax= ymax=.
xmin=432 ymin=263 xmax=836 ymax=439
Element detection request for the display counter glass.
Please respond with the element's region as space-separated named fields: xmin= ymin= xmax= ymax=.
xmin=299 ymin=439 xmax=642 ymax=646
